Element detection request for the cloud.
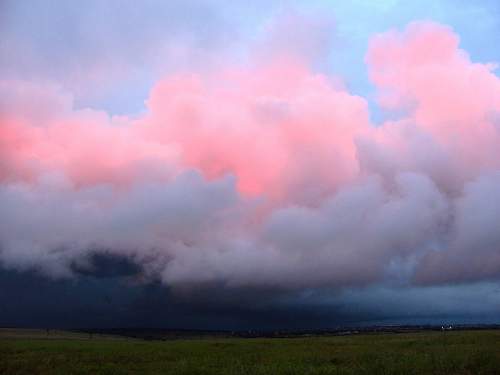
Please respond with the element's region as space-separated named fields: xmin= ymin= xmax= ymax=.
xmin=1 ymin=18 xmax=500 ymax=322
xmin=0 ymin=0 xmax=278 ymax=113
xmin=255 ymin=8 xmax=336 ymax=67
xmin=414 ymin=172 xmax=500 ymax=285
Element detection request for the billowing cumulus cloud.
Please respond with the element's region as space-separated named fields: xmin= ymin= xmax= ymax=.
xmin=2 ymin=13 xmax=500 ymax=324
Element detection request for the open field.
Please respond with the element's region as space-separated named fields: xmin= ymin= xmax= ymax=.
xmin=1 ymin=330 xmax=500 ymax=375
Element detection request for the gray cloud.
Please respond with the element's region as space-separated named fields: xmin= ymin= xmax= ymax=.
xmin=414 ymin=172 xmax=500 ymax=285
xmin=2 ymin=168 xmax=498 ymax=292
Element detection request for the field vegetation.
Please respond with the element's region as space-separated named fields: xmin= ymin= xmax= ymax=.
xmin=1 ymin=329 xmax=500 ymax=374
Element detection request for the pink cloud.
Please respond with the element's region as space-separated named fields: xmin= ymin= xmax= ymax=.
xmin=367 ymin=22 xmax=500 ymax=183
xmin=142 ymin=59 xmax=368 ymax=201
xmin=1 ymin=58 xmax=369 ymax=204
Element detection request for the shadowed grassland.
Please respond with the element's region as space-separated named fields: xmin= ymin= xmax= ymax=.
xmin=1 ymin=330 xmax=500 ymax=374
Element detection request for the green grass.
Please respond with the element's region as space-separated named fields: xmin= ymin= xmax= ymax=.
xmin=1 ymin=330 xmax=500 ymax=374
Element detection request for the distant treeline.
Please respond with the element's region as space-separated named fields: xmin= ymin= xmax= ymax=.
xmin=74 ymin=324 xmax=500 ymax=340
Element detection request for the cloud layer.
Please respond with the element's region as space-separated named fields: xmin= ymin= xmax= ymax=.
xmin=2 ymin=19 xmax=500 ymax=303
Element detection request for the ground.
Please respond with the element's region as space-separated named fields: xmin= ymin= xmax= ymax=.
xmin=1 ymin=329 xmax=500 ymax=374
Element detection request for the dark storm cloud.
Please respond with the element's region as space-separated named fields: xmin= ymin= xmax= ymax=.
xmin=3 ymin=264 xmax=500 ymax=329
xmin=70 ymin=252 xmax=142 ymax=279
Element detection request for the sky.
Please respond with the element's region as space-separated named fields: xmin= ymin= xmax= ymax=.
xmin=2 ymin=0 xmax=500 ymax=329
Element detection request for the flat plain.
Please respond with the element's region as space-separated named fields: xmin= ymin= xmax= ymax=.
xmin=1 ymin=329 xmax=500 ymax=374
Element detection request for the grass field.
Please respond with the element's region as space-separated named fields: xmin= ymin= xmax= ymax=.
xmin=1 ymin=330 xmax=500 ymax=374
